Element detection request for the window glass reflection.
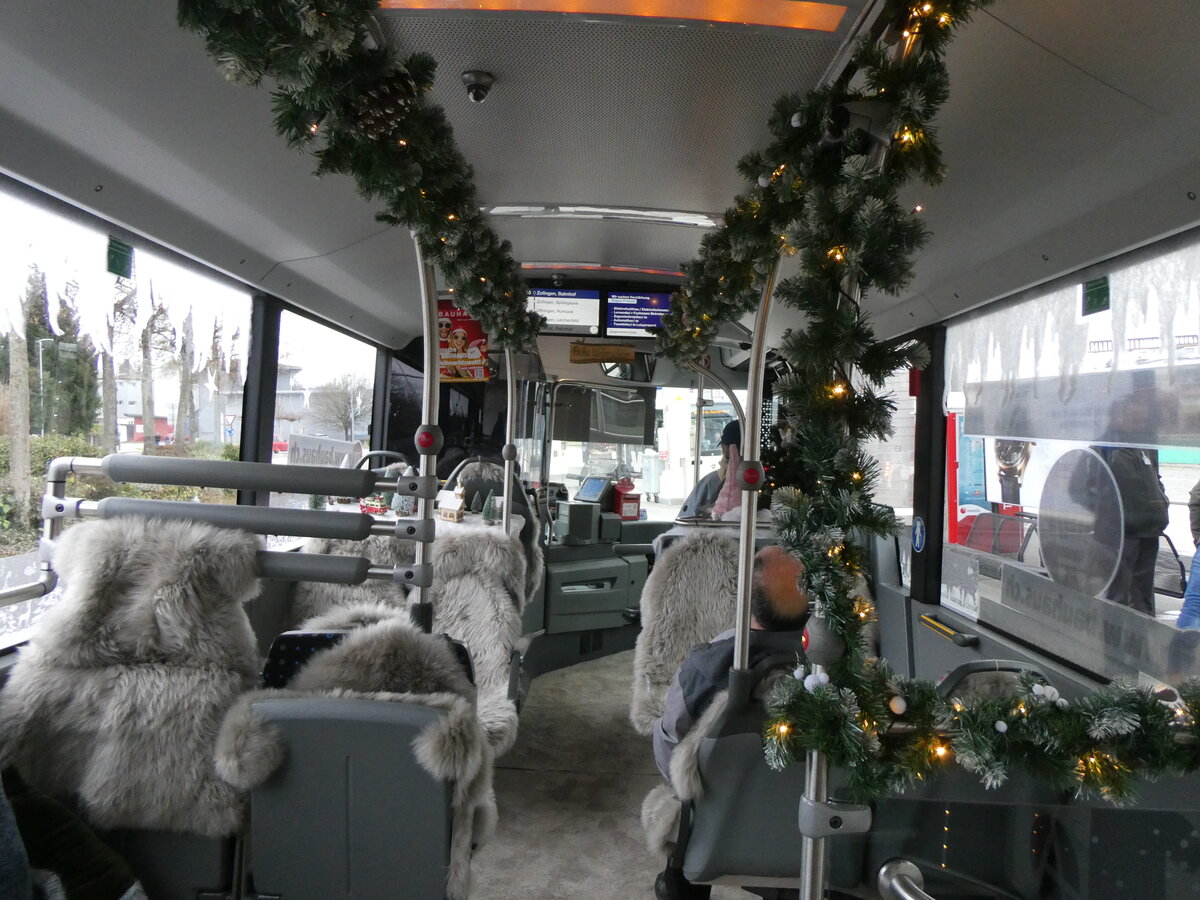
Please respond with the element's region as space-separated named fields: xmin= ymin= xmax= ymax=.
xmin=943 ymin=236 xmax=1200 ymax=685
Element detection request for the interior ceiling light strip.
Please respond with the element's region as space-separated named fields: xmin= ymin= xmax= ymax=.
xmin=378 ymin=0 xmax=847 ymax=32
xmin=483 ymin=205 xmax=720 ymax=228
xmin=520 ymin=262 xmax=684 ymax=277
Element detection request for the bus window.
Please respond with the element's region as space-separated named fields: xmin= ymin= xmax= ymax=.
xmin=268 ymin=310 xmax=378 ymax=536
xmin=941 ymin=233 xmax=1200 ymax=688
xmin=0 ymin=184 xmax=251 ymax=647
xmin=860 ymin=368 xmax=919 ymax=589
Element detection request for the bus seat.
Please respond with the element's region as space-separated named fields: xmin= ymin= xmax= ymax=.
xmin=217 ymin=617 xmax=496 ymax=900
xmin=643 ymin=653 xmax=863 ymax=897
xmin=630 ymin=531 xmax=739 ymax=735
xmin=289 ymin=534 xmax=417 ymax=626
xmin=0 ymin=518 xmax=260 ymax=838
xmin=429 ymin=527 xmax=529 ymax=756
xmin=443 ymin=457 xmax=543 ymax=602
xmin=963 ymin=513 xmax=1026 ymax=558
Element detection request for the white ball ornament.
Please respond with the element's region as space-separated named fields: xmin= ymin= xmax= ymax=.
xmin=1057 ymin=698 xmax=1069 ymax=709
xmin=1031 ymin=684 xmax=1045 ymax=697
xmin=790 ymin=111 xmax=803 ymax=127
xmin=994 ymin=720 xmax=1008 ymax=734
xmin=804 ymin=673 xmax=823 ymax=692
xmin=793 ymin=666 xmax=806 ymax=681
xmin=757 ymin=174 xmax=771 ymax=188
xmin=888 ymin=695 xmax=907 ymax=716
xmin=1042 ymin=686 xmax=1060 ymax=703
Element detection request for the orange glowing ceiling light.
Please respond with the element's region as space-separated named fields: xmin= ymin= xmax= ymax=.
xmin=379 ymin=0 xmax=848 ymax=32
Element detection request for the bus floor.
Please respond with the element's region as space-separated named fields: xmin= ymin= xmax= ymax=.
xmin=473 ymin=649 xmax=748 ymax=899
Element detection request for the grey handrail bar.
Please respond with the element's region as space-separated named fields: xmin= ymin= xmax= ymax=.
xmin=877 ymin=859 xmax=936 ymax=900
xmin=55 ymin=455 xmax=432 ymax=498
xmin=686 ymin=360 xmax=746 ymax=440
xmin=54 ymin=497 xmax=432 ymax=545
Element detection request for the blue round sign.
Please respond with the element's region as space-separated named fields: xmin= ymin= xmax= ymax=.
xmin=912 ymin=516 xmax=926 ymax=553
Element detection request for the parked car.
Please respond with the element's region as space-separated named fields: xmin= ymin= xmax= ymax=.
xmin=272 ymin=437 xmax=289 ymax=453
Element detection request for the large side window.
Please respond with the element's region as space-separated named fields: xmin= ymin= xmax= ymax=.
xmin=0 ymin=185 xmax=251 ymax=647
xmin=267 ymin=310 xmax=378 ymax=522
xmin=942 ymin=235 xmax=1200 ymax=686
xmin=860 ymin=368 xmax=918 ymax=588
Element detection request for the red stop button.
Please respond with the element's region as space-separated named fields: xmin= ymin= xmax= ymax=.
xmin=417 ymin=432 xmax=434 ymax=449
xmin=745 ymin=468 xmax=761 ymax=485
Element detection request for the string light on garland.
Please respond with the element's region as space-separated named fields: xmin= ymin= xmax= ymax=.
xmin=178 ymin=2 xmax=543 ymax=350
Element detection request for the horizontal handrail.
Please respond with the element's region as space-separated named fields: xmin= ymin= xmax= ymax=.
xmin=47 ymin=455 xmax=437 ymax=499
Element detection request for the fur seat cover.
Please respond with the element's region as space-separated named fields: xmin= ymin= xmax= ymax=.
xmin=289 ymin=534 xmax=417 ymax=626
xmin=630 ymin=530 xmax=739 ymax=735
xmin=429 ymin=526 xmax=529 ymax=757
xmin=216 ymin=616 xmax=496 ymax=900
xmin=0 ymin=518 xmax=262 ymax=837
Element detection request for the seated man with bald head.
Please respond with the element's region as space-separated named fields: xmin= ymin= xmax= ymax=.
xmin=651 ymin=545 xmax=809 ymax=779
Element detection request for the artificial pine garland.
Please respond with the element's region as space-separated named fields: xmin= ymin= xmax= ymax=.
xmin=177 ymin=0 xmax=542 ymax=348
xmin=653 ymin=0 xmax=1200 ymax=802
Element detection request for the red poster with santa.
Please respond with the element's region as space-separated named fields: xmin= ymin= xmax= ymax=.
xmin=437 ymin=301 xmax=490 ymax=382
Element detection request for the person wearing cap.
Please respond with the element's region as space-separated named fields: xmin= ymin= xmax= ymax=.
xmin=651 ymin=546 xmax=809 ymax=779
xmin=677 ymin=419 xmax=741 ymax=519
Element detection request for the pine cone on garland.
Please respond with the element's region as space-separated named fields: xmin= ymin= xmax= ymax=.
xmin=352 ymin=72 xmax=418 ymax=140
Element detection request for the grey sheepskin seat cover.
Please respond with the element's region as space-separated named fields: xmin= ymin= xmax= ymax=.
xmin=289 ymin=534 xmax=417 ymax=626
xmin=428 ymin=526 xmax=529 ymax=757
xmin=286 ymin=521 xmax=532 ymax=757
xmin=630 ymin=530 xmax=739 ymax=735
xmin=0 ymin=518 xmax=262 ymax=837
xmin=216 ymin=616 xmax=496 ymax=900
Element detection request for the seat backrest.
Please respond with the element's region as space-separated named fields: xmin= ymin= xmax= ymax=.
xmin=246 ymin=697 xmax=453 ymax=900
xmin=289 ymin=534 xmax=417 ymax=626
xmin=964 ymin=513 xmax=1025 ymax=557
xmin=678 ymin=666 xmax=862 ymax=889
xmin=630 ymin=530 xmax=739 ymax=735
xmin=0 ymin=518 xmax=261 ymax=837
xmin=444 ymin=457 xmax=543 ymax=601
xmin=429 ymin=525 xmax=528 ymax=755
xmin=218 ymin=618 xmax=496 ymax=900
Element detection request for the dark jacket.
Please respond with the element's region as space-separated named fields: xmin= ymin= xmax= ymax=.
xmin=651 ymin=627 xmax=806 ymax=779
xmin=1094 ymin=446 xmax=1170 ymax=538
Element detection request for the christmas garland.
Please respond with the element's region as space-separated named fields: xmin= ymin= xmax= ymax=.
xmin=177 ymin=0 xmax=542 ymax=348
xmin=766 ymin=663 xmax=1200 ymax=806
xmin=652 ymin=0 xmax=1200 ymax=803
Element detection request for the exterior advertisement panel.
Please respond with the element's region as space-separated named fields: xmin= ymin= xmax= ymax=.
xmin=437 ymin=300 xmax=489 ymax=382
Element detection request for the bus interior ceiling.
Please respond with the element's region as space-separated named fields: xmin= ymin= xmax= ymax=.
xmin=1 ymin=2 xmax=1197 ymax=359
xmin=4 ymin=3 xmax=1200 ymax=900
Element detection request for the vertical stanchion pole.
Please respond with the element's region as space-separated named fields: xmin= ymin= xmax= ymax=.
xmin=799 ymin=666 xmax=831 ymax=900
xmin=692 ymin=374 xmax=705 ymax=491
xmin=410 ymin=235 xmax=443 ymax=633
xmin=502 ymin=347 xmax=518 ymax=537
xmin=732 ymin=256 xmax=783 ymax=672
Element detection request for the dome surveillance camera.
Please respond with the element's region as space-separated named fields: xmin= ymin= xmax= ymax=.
xmin=551 ymin=273 xmax=565 ymax=288
xmin=461 ymin=70 xmax=495 ymax=103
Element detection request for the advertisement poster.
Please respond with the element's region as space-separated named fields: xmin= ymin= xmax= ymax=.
xmin=438 ymin=300 xmax=489 ymax=382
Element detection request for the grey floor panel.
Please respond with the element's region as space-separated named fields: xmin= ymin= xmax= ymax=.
xmin=472 ymin=649 xmax=751 ymax=899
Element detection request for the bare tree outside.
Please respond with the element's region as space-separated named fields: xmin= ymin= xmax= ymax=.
xmin=138 ymin=288 xmax=175 ymax=454
xmin=310 ymin=374 xmax=371 ymax=440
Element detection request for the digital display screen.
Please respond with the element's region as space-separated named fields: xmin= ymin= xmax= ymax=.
xmin=575 ymin=476 xmax=611 ymax=503
xmin=605 ymin=291 xmax=671 ymax=338
xmin=527 ymin=289 xmax=601 ymax=336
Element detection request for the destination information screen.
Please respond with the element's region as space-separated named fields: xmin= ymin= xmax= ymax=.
xmin=527 ymin=288 xmax=601 ymax=335
xmin=606 ymin=291 xmax=671 ymax=338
